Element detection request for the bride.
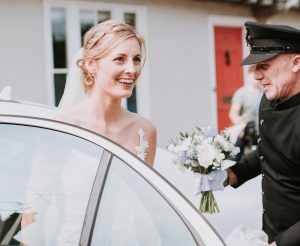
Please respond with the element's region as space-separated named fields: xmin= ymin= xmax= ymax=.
xmin=19 ymin=20 xmax=157 ymax=246
xmin=57 ymin=19 xmax=156 ymax=166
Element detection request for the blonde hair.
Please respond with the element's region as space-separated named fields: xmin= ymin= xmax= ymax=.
xmin=78 ymin=20 xmax=146 ymax=93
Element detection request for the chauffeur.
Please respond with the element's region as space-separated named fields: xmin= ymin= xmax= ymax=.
xmin=227 ymin=22 xmax=300 ymax=246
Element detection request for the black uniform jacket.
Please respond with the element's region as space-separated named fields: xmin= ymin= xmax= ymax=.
xmin=231 ymin=92 xmax=300 ymax=246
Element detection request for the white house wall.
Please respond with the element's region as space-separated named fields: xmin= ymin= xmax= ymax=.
xmin=0 ymin=0 xmax=47 ymax=103
xmin=272 ymin=11 xmax=300 ymax=29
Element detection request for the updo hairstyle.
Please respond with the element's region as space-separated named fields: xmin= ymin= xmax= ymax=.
xmin=78 ymin=20 xmax=146 ymax=93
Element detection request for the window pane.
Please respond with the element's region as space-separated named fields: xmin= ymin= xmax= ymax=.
xmin=124 ymin=12 xmax=136 ymax=27
xmin=51 ymin=8 xmax=67 ymax=68
xmin=80 ymin=10 xmax=95 ymax=46
xmin=54 ymin=73 xmax=66 ymax=106
xmin=0 ymin=124 xmax=103 ymax=245
xmin=91 ymin=157 xmax=197 ymax=245
xmin=127 ymin=87 xmax=137 ymax=113
xmin=124 ymin=13 xmax=137 ymax=112
xmin=97 ymin=11 xmax=111 ymax=24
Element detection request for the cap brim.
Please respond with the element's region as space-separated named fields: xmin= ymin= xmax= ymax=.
xmin=241 ymin=53 xmax=279 ymax=65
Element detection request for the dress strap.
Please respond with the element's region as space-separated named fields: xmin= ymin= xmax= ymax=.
xmin=135 ymin=115 xmax=149 ymax=161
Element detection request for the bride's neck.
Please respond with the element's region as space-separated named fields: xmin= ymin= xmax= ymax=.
xmin=86 ymin=93 xmax=123 ymax=123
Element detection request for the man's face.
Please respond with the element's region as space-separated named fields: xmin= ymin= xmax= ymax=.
xmin=254 ymin=54 xmax=297 ymax=100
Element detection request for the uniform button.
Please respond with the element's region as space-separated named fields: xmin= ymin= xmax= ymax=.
xmin=263 ymin=209 xmax=266 ymax=213
xmin=260 ymin=155 xmax=264 ymax=161
xmin=261 ymin=191 xmax=264 ymax=195
xmin=260 ymin=119 xmax=264 ymax=125
xmin=257 ymin=138 xmax=261 ymax=143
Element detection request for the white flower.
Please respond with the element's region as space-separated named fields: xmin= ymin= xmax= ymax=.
xmin=168 ymin=126 xmax=239 ymax=170
xmin=214 ymin=135 xmax=231 ymax=152
xmin=180 ymin=137 xmax=192 ymax=151
xmin=196 ymin=142 xmax=218 ymax=168
xmin=168 ymin=144 xmax=176 ymax=152
xmin=194 ymin=134 xmax=204 ymax=144
xmin=168 ymin=125 xmax=240 ymax=214
xmin=216 ymin=153 xmax=225 ymax=162
xmin=191 ymin=160 xmax=200 ymax=167
xmin=203 ymin=137 xmax=213 ymax=145
xmin=174 ymin=159 xmax=186 ymax=171
xmin=186 ymin=148 xmax=194 ymax=158
xmin=230 ymin=147 xmax=240 ymax=156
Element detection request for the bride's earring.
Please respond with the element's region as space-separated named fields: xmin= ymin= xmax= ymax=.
xmin=89 ymin=71 xmax=96 ymax=79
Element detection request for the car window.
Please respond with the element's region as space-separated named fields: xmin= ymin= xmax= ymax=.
xmin=91 ymin=156 xmax=197 ymax=246
xmin=0 ymin=124 xmax=103 ymax=246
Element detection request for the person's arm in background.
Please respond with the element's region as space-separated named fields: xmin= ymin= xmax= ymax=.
xmin=229 ymin=102 xmax=246 ymax=125
xmin=229 ymin=87 xmax=247 ymax=125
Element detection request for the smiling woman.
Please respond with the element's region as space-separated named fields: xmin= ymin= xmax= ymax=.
xmin=56 ymin=20 xmax=156 ymax=167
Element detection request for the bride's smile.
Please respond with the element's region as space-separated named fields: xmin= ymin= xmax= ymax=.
xmin=88 ymin=37 xmax=142 ymax=99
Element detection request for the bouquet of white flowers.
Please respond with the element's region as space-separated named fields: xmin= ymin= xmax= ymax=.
xmin=168 ymin=126 xmax=240 ymax=213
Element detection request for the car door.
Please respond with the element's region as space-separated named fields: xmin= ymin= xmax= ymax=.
xmin=0 ymin=114 xmax=224 ymax=246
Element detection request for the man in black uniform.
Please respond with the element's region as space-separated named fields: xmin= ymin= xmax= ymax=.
xmin=227 ymin=22 xmax=300 ymax=246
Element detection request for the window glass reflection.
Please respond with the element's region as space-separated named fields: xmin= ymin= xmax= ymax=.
xmin=124 ymin=12 xmax=137 ymax=113
xmin=127 ymin=86 xmax=137 ymax=113
xmin=0 ymin=124 xmax=103 ymax=245
xmin=80 ymin=10 xmax=95 ymax=46
xmin=124 ymin=12 xmax=136 ymax=27
xmin=97 ymin=11 xmax=111 ymax=24
xmin=91 ymin=157 xmax=197 ymax=245
xmin=54 ymin=73 xmax=66 ymax=106
xmin=51 ymin=8 xmax=67 ymax=68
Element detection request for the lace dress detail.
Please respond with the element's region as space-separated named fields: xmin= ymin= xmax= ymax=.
xmin=134 ymin=116 xmax=149 ymax=161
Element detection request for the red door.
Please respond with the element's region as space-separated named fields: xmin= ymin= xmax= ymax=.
xmin=214 ymin=26 xmax=244 ymax=131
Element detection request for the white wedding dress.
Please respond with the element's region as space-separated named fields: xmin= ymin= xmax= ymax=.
xmin=225 ymin=225 xmax=269 ymax=246
xmin=56 ymin=150 xmax=99 ymax=245
xmin=54 ymin=126 xmax=148 ymax=245
xmin=14 ymin=147 xmax=99 ymax=246
xmin=15 ymin=122 xmax=149 ymax=245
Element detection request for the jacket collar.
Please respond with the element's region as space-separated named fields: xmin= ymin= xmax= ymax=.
xmin=274 ymin=91 xmax=300 ymax=110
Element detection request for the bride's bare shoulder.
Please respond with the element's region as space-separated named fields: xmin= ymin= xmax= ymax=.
xmin=53 ymin=113 xmax=70 ymax=123
xmin=138 ymin=115 xmax=156 ymax=134
xmin=53 ymin=108 xmax=82 ymax=125
xmin=53 ymin=113 xmax=75 ymax=125
xmin=53 ymin=101 xmax=87 ymax=125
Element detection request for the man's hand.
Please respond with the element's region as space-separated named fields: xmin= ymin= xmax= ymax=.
xmin=226 ymin=168 xmax=238 ymax=186
xmin=270 ymin=241 xmax=277 ymax=246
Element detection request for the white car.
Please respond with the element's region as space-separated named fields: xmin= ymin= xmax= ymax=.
xmin=0 ymin=96 xmax=225 ymax=245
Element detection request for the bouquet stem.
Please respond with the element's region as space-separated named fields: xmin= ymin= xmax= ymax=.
xmin=199 ymin=191 xmax=219 ymax=214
